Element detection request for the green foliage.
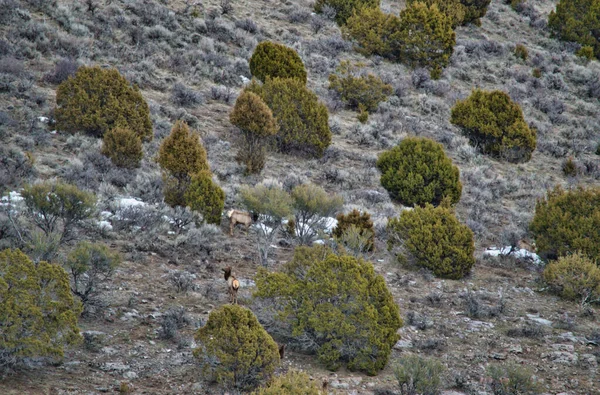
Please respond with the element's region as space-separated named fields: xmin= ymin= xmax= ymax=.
xmin=241 ymin=181 xmax=294 ymax=265
xmin=333 ymin=209 xmax=375 ymax=252
xmin=562 ymin=157 xmax=578 ymax=177
xmin=230 ymin=91 xmax=278 ymax=174
xmin=394 ymin=354 xmax=445 ymax=395
xmin=0 ymin=248 xmax=82 ymax=371
xmin=548 ymin=0 xmax=600 ymax=59
xmin=407 ymin=0 xmax=466 ymax=27
xmin=184 ymin=171 xmax=225 ymax=225
xmin=514 ymin=44 xmax=529 ymax=60
xmin=532 ymin=68 xmax=542 ymax=78
xmin=543 ymin=253 xmax=600 ymax=304
xmin=65 ymin=241 xmax=120 ymax=313
xmin=158 ymin=121 xmax=209 ymax=207
xmin=344 ymin=4 xmax=455 ymax=78
xmin=194 ymin=305 xmax=280 ymax=390
xmin=290 ymin=183 xmax=343 ymax=245
xmin=249 ymin=42 xmax=307 ymax=84
xmin=252 ymin=370 xmax=324 ymax=395
xmin=328 ymin=61 xmax=392 ymax=121
xmin=254 ymin=246 xmax=403 ymax=375
xmin=576 ymin=45 xmax=595 ymax=60
xmin=387 ymin=201 xmax=475 ymax=279
xmin=314 ymin=0 xmax=379 ymax=25
xmin=247 ymin=78 xmax=331 ymax=157
xmin=460 ymin=0 xmax=491 ymax=26
xmin=376 ymin=137 xmax=462 ymax=207
xmin=487 ymin=363 xmax=539 ymax=394
xmin=529 ymin=186 xmax=600 ymax=261
xmin=21 ymin=182 xmax=97 ymax=244
xmin=450 ymin=89 xmax=536 ymax=162
xmin=55 ymin=66 xmax=152 ymax=141
xmin=101 ymin=127 xmax=143 ymax=169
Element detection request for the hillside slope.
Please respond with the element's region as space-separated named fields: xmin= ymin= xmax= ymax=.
xmin=1 ymin=0 xmax=600 ymax=393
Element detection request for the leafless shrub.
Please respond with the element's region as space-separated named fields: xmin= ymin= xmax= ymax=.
xmin=181 ymin=223 xmax=223 ymax=255
xmin=406 ymin=311 xmax=433 ymax=330
xmin=411 ymin=68 xmax=430 ymax=89
xmin=160 ymin=306 xmax=191 ymax=340
xmin=210 ymin=85 xmax=235 ymax=104
xmin=171 ymin=82 xmax=203 ymax=107
xmin=462 ymin=290 xmax=506 ymax=319
xmin=168 ymin=270 xmax=197 ymax=294
xmin=0 ymin=57 xmax=27 ymax=77
xmin=310 ymin=15 xmax=326 ymax=33
xmin=426 ymin=291 xmax=443 ymax=307
xmin=235 ymin=18 xmax=258 ymax=33
xmin=43 ymin=58 xmax=79 ymax=84
xmin=289 ymin=7 xmax=310 ymax=23
xmin=0 ymin=147 xmax=36 ymax=192
xmin=506 ymin=322 xmax=546 ymax=338
xmin=307 ymin=36 xmax=351 ymax=57
xmin=220 ymin=0 xmax=233 ymax=15
xmin=413 ymin=338 xmax=446 ymax=351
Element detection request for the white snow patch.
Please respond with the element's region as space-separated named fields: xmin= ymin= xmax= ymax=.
xmin=313 ymin=239 xmax=325 ymax=245
xmin=100 ymin=211 xmax=114 ymax=220
xmin=1 ymin=191 xmax=23 ymax=203
xmin=240 ymin=75 xmax=251 ymax=85
xmin=484 ymin=246 xmax=542 ymax=264
xmin=117 ymin=197 xmax=146 ymax=208
xmin=37 ymin=116 xmax=49 ymax=123
xmin=97 ymin=220 xmax=113 ymax=231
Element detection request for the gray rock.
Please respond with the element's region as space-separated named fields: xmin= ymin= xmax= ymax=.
xmin=547 ymin=351 xmax=578 ymax=365
xmin=509 ymin=345 xmax=523 ymax=354
xmin=551 ymin=344 xmax=575 ymax=352
xmin=394 ymin=339 xmax=413 ymax=349
xmin=526 ymin=314 xmax=553 ymax=326
xmin=101 ymin=362 xmax=130 ymax=372
xmin=580 ymin=354 xmax=598 ymax=369
xmin=330 ymin=380 xmax=350 ymax=389
xmin=123 ymin=371 xmax=138 ymax=379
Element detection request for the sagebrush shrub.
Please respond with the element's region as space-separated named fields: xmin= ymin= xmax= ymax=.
xmin=333 ymin=209 xmax=375 ymax=252
xmin=0 ymin=248 xmax=82 ymax=371
xmin=230 ymin=90 xmax=278 ymax=174
xmin=249 ymin=41 xmax=307 ymax=84
xmin=21 ymin=181 xmax=97 ymax=244
xmin=395 ymin=354 xmax=445 ymax=395
xmin=252 ymin=370 xmax=324 ymax=395
xmin=487 ymin=363 xmax=539 ymax=394
xmin=344 ymin=4 xmax=455 ymax=78
xmin=387 ymin=200 xmax=475 ymax=279
xmin=529 ymin=186 xmax=600 ymax=261
xmin=291 ymin=183 xmax=343 ymax=245
xmin=314 ymin=0 xmax=379 ymax=25
xmin=65 ymin=241 xmax=120 ymax=314
xmin=548 ymin=0 xmax=600 ymax=59
xmin=247 ymin=78 xmax=331 ymax=157
xmin=328 ymin=61 xmax=392 ymax=121
xmin=184 ymin=171 xmax=225 ymax=225
xmin=450 ymin=89 xmax=536 ymax=162
xmin=158 ymin=121 xmax=209 ymax=207
xmin=254 ymin=245 xmax=402 ymax=375
xmin=376 ymin=137 xmax=462 ymax=207
xmin=543 ymin=253 xmax=600 ymax=304
xmin=101 ymin=127 xmax=143 ymax=169
xmin=194 ymin=305 xmax=280 ymax=391
xmin=55 ymin=66 xmax=152 ymax=140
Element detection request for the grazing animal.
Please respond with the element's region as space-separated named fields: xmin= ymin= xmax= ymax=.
xmin=278 ymin=343 xmax=286 ymax=359
xmin=227 ymin=209 xmax=252 ymax=236
xmin=222 ymin=266 xmax=240 ymax=304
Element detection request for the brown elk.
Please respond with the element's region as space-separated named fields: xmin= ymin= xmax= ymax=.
xmin=227 ymin=209 xmax=252 ymax=237
xmin=222 ymin=266 xmax=240 ymax=304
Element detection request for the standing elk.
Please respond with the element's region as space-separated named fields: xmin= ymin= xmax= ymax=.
xmin=227 ymin=209 xmax=252 ymax=237
xmin=222 ymin=266 xmax=240 ymax=304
